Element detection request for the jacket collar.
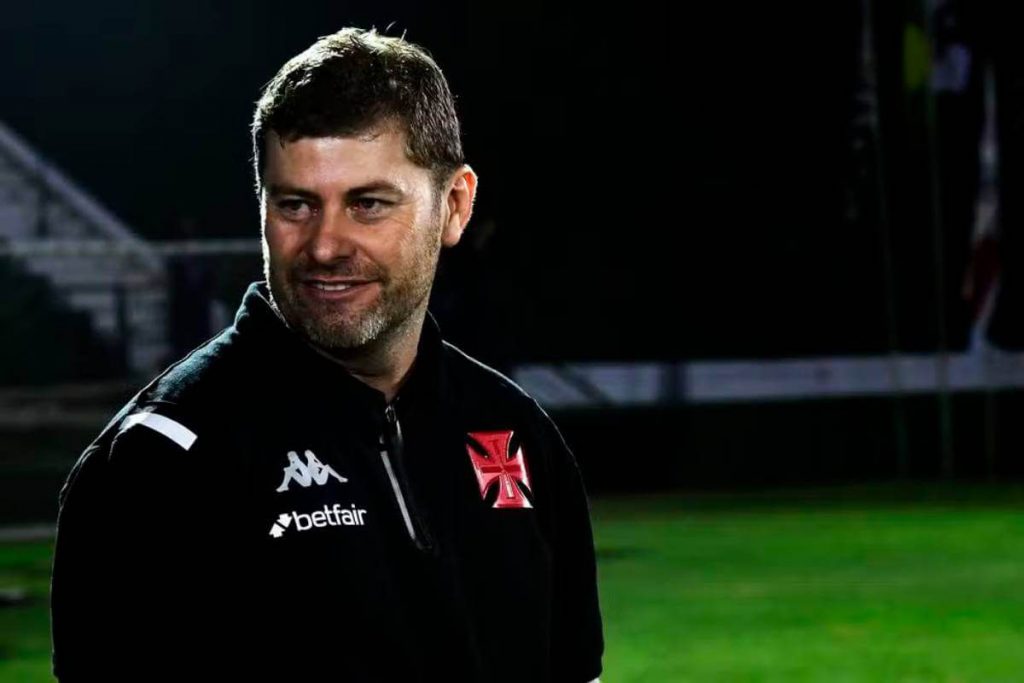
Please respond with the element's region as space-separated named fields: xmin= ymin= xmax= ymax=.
xmin=230 ymin=280 xmax=445 ymax=416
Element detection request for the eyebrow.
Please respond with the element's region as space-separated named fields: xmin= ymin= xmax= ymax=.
xmin=265 ymin=181 xmax=408 ymax=200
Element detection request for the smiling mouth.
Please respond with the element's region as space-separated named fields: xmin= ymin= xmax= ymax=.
xmin=308 ymin=281 xmax=364 ymax=292
xmin=300 ymin=279 xmax=377 ymax=299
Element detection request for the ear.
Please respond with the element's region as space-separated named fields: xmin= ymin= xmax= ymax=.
xmin=440 ymin=165 xmax=478 ymax=248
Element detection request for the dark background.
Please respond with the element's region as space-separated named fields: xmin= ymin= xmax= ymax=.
xmin=3 ymin=0 xmax=1024 ymax=493
xmin=7 ymin=1 xmax=1008 ymax=363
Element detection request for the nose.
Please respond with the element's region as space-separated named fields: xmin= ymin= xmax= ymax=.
xmin=307 ymin=205 xmax=358 ymax=265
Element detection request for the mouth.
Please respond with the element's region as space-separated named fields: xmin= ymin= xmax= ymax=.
xmin=300 ymin=279 xmax=377 ymax=300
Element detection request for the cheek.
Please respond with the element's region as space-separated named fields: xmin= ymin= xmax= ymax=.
xmin=263 ymin=222 xmax=303 ymax=260
xmin=399 ymin=232 xmax=434 ymax=272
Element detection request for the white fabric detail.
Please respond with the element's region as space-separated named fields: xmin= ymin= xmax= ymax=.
xmin=120 ymin=412 xmax=197 ymax=451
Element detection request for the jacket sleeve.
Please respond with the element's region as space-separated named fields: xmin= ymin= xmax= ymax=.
xmin=49 ymin=408 xmax=212 ymax=681
xmin=535 ymin=402 xmax=605 ymax=682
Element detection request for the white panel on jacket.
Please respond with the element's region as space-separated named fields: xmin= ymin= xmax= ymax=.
xmin=119 ymin=412 xmax=197 ymax=451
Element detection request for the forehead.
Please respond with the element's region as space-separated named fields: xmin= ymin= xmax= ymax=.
xmin=263 ymin=128 xmax=430 ymax=193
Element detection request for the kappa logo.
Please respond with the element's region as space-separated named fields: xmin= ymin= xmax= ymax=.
xmin=276 ymin=449 xmax=347 ymax=493
xmin=268 ymin=503 xmax=369 ymax=539
xmin=465 ymin=430 xmax=533 ymax=509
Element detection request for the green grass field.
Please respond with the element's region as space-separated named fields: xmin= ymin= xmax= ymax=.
xmin=3 ymin=484 xmax=1024 ymax=681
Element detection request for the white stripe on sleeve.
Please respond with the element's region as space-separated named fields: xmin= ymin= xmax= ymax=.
xmin=120 ymin=412 xmax=197 ymax=451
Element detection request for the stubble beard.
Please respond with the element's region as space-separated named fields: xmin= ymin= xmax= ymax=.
xmin=262 ymin=221 xmax=441 ymax=355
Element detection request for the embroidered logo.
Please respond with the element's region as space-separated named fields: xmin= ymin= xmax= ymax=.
xmin=276 ymin=449 xmax=348 ymax=493
xmin=465 ymin=430 xmax=533 ymax=509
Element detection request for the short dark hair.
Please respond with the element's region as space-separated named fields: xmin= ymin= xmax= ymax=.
xmin=251 ymin=27 xmax=464 ymax=196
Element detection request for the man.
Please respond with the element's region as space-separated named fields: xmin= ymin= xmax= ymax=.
xmin=49 ymin=27 xmax=604 ymax=682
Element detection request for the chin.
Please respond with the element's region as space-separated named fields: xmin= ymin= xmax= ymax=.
xmin=306 ymin=315 xmax=388 ymax=351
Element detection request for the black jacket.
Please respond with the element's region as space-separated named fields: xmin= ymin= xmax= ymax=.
xmin=50 ymin=280 xmax=604 ymax=682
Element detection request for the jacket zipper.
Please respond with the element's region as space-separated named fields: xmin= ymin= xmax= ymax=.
xmin=380 ymin=400 xmax=434 ymax=553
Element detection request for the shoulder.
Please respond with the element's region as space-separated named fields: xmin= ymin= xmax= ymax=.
xmin=134 ymin=325 xmax=246 ymax=409
xmin=440 ymin=340 xmax=569 ymax=449
xmin=119 ymin=324 xmax=253 ymax=434
xmin=441 ymin=340 xmax=546 ymax=417
xmin=60 ymin=327 xmax=246 ymax=505
xmin=119 ymin=327 xmax=246 ymax=443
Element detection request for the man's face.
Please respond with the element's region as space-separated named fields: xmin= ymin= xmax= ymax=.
xmin=260 ymin=127 xmax=447 ymax=353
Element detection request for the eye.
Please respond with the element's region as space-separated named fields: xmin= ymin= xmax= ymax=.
xmin=274 ymin=198 xmax=314 ymax=221
xmin=350 ymin=197 xmax=393 ymax=219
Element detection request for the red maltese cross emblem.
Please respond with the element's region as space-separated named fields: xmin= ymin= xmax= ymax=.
xmin=465 ymin=430 xmax=533 ymax=509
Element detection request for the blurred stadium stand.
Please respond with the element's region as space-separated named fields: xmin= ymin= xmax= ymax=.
xmin=0 ymin=121 xmax=168 ymax=377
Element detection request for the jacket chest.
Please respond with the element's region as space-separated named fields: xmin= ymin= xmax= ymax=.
xmin=229 ymin=407 xmax=551 ymax=560
xmin=205 ymin=398 xmax=559 ymax=678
